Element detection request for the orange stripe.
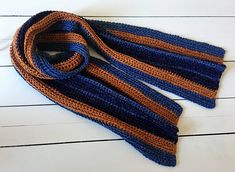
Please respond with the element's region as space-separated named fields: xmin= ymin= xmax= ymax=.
xmin=37 ymin=33 xmax=87 ymax=46
xmin=16 ymin=10 xmax=218 ymax=107
xmin=36 ymin=32 xmax=179 ymax=125
xmin=11 ymin=42 xmax=176 ymax=155
xmin=36 ymin=33 xmax=85 ymax=72
xmin=86 ymin=63 xmax=179 ymax=125
xmin=11 ymin=30 xmax=52 ymax=80
xmin=108 ymin=29 xmax=223 ymax=64
xmin=53 ymin=53 xmax=83 ymax=72
xmin=12 ymin=11 xmax=177 ymax=154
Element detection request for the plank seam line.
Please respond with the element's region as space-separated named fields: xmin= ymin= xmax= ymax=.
xmin=1 ymin=132 xmax=235 ymax=149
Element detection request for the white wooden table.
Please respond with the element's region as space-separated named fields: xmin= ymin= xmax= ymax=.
xmin=0 ymin=0 xmax=235 ymax=171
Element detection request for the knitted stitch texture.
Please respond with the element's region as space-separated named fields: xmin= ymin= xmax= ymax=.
xmin=10 ymin=11 xmax=226 ymax=167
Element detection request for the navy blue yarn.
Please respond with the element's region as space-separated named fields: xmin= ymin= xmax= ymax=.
xmin=92 ymin=31 xmax=225 ymax=90
xmin=46 ymin=75 xmax=178 ymax=142
xmin=40 ymin=22 xmax=225 ymax=89
xmin=38 ymin=51 xmax=75 ymax=64
xmin=35 ymin=43 xmax=89 ymax=79
xmin=32 ymin=22 xmax=182 ymax=140
xmin=37 ymin=40 xmax=183 ymax=115
xmin=16 ymin=11 xmax=53 ymax=63
xmin=47 ymin=79 xmax=178 ymax=143
xmin=13 ymin=67 xmax=176 ymax=166
xmin=86 ymin=19 xmax=225 ymax=57
xmin=94 ymin=30 xmax=225 ymax=76
xmin=108 ymin=126 xmax=176 ymax=166
xmin=68 ymin=26 xmax=216 ymax=108
xmin=84 ymin=109 xmax=176 ymax=166
xmin=48 ymin=20 xmax=79 ymax=33
xmin=108 ymin=58 xmax=216 ymax=108
xmin=90 ymin=57 xmax=182 ymax=116
xmin=14 ymin=11 xmax=227 ymax=167
xmin=50 ymin=20 xmax=225 ymax=75
xmin=44 ymin=20 xmax=222 ymax=107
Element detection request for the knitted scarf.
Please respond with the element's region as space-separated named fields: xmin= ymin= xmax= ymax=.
xmin=10 ymin=11 xmax=226 ymax=166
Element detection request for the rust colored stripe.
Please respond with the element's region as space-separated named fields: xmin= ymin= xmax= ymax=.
xmin=36 ymin=33 xmax=85 ymax=72
xmin=54 ymin=53 xmax=83 ymax=72
xmin=37 ymin=33 xmax=87 ymax=46
xmin=108 ymin=29 xmax=223 ymax=64
xmin=20 ymin=11 xmax=216 ymax=104
xmin=10 ymin=43 xmax=176 ymax=155
xmin=32 ymin=30 xmax=179 ymax=124
xmin=85 ymin=63 xmax=179 ymax=125
xmin=11 ymin=30 xmax=52 ymax=80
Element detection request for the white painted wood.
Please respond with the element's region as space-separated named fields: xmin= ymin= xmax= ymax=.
xmin=0 ymin=0 xmax=235 ymax=16
xmin=0 ymin=100 xmax=234 ymax=146
xmin=0 ymin=135 xmax=234 ymax=172
xmin=0 ymin=121 xmax=120 ymax=147
xmin=1 ymin=17 xmax=235 ymax=62
xmin=0 ymin=99 xmax=234 ymax=146
xmin=0 ymin=67 xmax=53 ymax=106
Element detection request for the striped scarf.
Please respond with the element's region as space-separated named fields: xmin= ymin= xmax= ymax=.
xmin=10 ymin=11 xmax=226 ymax=166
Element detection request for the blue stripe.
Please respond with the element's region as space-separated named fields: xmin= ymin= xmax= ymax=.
xmin=13 ymin=68 xmax=176 ymax=166
xmin=93 ymin=30 xmax=225 ymax=90
xmin=87 ymin=19 xmax=225 ymax=57
xmin=45 ymin=75 xmax=179 ymax=142
xmin=91 ymin=57 xmax=182 ymax=116
xmin=13 ymin=11 xmax=227 ymax=166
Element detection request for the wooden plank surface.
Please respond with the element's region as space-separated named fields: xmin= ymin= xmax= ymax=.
xmin=0 ymin=101 xmax=235 ymax=146
xmin=0 ymin=135 xmax=234 ymax=172
xmin=0 ymin=1 xmax=235 ymax=171
xmin=0 ymin=0 xmax=235 ymax=16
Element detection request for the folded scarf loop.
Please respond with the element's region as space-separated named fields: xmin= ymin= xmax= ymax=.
xmin=10 ymin=11 xmax=226 ymax=166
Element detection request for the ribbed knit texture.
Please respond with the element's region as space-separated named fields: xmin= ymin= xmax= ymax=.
xmin=10 ymin=11 xmax=226 ymax=167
